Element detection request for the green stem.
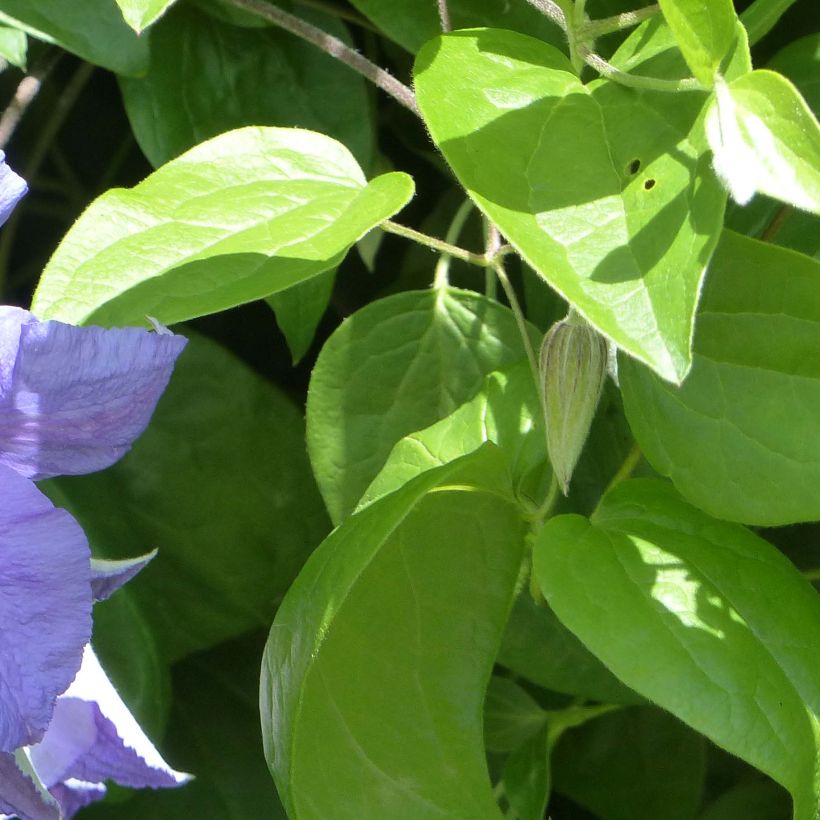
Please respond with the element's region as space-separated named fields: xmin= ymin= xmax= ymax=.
xmin=760 ymin=204 xmax=791 ymax=242
xmin=434 ymin=199 xmax=475 ymax=288
xmin=381 ymin=219 xmax=487 ymax=267
xmin=580 ymin=47 xmax=702 ymax=92
xmin=225 ymin=0 xmax=420 ymax=116
xmin=579 ymin=4 xmax=659 ymax=38
xmin=803 ymin=568 xmax=820 ymax=582
xmin=493 ymin=260 xmax=539 ymax=386
xmin=605 ymin=443 xmax=642 ymax=494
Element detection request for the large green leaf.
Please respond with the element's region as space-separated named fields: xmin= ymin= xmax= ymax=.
xmin=620 ymin=231 xmax=820 ymax=525
xmin=551 ymin=705 xmax=706 ymax=820
xmin=0 ymin=0 xmax=149 ymax=75
xmin=31 ymin=127 xmax=411 ymax=327
xmin=119 ymin=4 xmax=372 ymax=169
xmin=347 ymin=0 xmax=563 ymax=53
xmin=359 ymin=360 xmax=546 ymax=511
xmin=114 ymin=0 xmax=175 ymax=32
xmin=657 ymin=0 xmax=738 ymax=85
xmin=306 ymin=287 xmax=537 ymax=523
xmin=51 ymin=333 xmax=329 ymax=661
xmin=415 ymin=29 xmax=726 ymax=383
xmin=260 ymin=446 xmax=527 ymax=819
xmin=534 ymin=480 xmax=820 ymax=820
xmin=706 ymin=70 xmax=820 ymax=213
xmin=84 ymin=634 xmax=285 ymax=819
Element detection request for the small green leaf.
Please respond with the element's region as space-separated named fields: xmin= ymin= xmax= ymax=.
xmin=359 ymin=361 xmax=546 ymax=511
xmin=415 ymin=29 xmax=726 ymax=382
xmin=484 ymin=677 xmax=547 ymax=755
xmin=119 ymin=4 xmax=372 ymax=169
xmin=658 ymin=0 xmax=739 ymax=85
xmin=0 ymin=0 xmax=148 ymax=75
xmin=0 ymin=25 xmax=26 ymax=68
xmin=551 ymin=706 xmax=706 ymax=820
xmin=306 ymin=287 xmax=537 ymax=523
xmin=31 ymin=127 xmax=412 ymax=328
xmin=706 ymin=69 xmax=820 ymax=213
xmin=51 ymin=333 xmax=330 ymax=661
xmin=266 ymin=270 xmax=335 ymax=365
xmin=502 ymin=725 xmax=551 ymax=820
xmin=534 ymin=480 xmax=820 ymax=819
xmin=260 ymin=446 xmax=527 ymax=819
xmin=740 ymin=0 xmax=798 ymax=47
xmin=620 ymin=231 xmax=820 ymax=525
xmin=114 ymin=0 xmax=175 ymax=32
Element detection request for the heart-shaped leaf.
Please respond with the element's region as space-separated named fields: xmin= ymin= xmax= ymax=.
xmin=31 ymin=127 xmax=412 ymax=328
xmin=415 ymin=29 xmax=726 ymax=382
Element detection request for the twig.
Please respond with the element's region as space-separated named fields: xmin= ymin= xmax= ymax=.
xmin=381 ymin=219 xmax=487 ymax=267
xmin=0 ymin=50 xmax=61 ymax=150
xmin=226 ymin=0 xmax=420 ymax=116
xmin=437 ymin=0 xmax=452 ymax=32
xmin=580 ymin=47 xmax=701 ymax=91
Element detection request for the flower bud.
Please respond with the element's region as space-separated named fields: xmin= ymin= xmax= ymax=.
xmin=539 ymin=314 xmax=608 ymax=495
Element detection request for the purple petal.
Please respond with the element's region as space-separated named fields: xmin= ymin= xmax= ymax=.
xmin=0 ymin=464 xmax=91 ymax=752
xmin=0 ymin=308 xmax=186 ymax=480
xmin=48 ymin=779 xmax=105 ymax=818
xmin=90 ymin=550 xmax=156 ymax=602
xmin=0 ymin=154 xmax=27 ymax=228
xmin=0 ymin=752 xmax=60 ymax=820
xmin=29 ymin=647 xmax=190 ymax=794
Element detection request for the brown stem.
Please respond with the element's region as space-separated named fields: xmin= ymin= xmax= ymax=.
xmin=0 ymin=50 xmax=61 ymax=150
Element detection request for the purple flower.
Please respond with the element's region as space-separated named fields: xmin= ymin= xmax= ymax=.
xmin=0 ymin=156 xmax=189 ymax=817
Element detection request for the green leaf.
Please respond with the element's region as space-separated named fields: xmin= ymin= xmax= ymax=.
xmin=347 ymin=0 xmax=564 ymax=53
xmin=502 ymin=725 xmax=551 ymax=820
xmin=497 ymin=591 xmax=641 ymax=705
xmin=768 ymin=34 xmax=820 ymax=117
xmin=620 ymin=231 xmax=820 ymax=525
xmin=306 ymin=287 xmax=538 ymax=523
xmin=359 ymin=361 xmax=546 ymax=511
xmin=114 ymin=0 xmax=175 ymax=32
xmin=83 ymin=634 xmax=285 ymax=819
xmin=534 ymin=479 xmax=820 ymax=820
xmin=31 ymin=127 xmax=412 ymax=328
xmin=700 ymin=781 xmax=791 ymax=820
xmin=0 ymin=24 xmax=25 ymax=68
xmin=119 ymin=4 xmax=372 ymax=169
xmin=657 ymin=0 xmax=738 ymax=85
xmin=260 ymin=446 xmax=527 ymax=819
xmin=484 ymin=677 xmax=548 ymax=754
xmin=50 ymin=333 xmax=329 ymax=661
xmin=551 ymin=705 xmax=706 ymax=820
xmin=740 ymin=0 xmax=798 ymax=47
xmin=706 ymin=69 xmax=820 ymax=213
xmin=266 ymin=270 xmax=335 ymax=364
xmin=0 ymin=0 xmax=149 ymax=75
xmin=415 ymin=29 xmax=726 ymax=383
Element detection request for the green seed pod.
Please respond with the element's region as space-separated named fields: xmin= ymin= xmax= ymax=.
xmin=539 ymin=313 xmax=608 ymax=495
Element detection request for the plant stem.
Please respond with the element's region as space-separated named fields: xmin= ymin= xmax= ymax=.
xmin=0 ymin=49 xmax=61 ymax=150
xmin=522 ymin=0 xmax=567 ymax=30
xmin=226 ymin=0 xmax=420 ymax=116
xmin=579 ymin=4 xmax=659 ymax=38
xmin=437 ymin=0 xmax=452 ymax=32
xmin=433 ymin=198 xmax=474 ymax=288
xmin=604 ymin=443 xmax=642 ymax=494
xmin=760 ymin=204 xmax=791 ymax=242
xmin=580 ymin=47 xmax=702 ymax=92
xmin=803 ymin=567 xmax=820 ymax=582
xmin=381 ymin=219 xmax=487 ymax=267
xmin=493 ymin=260 xmax=539 ymax=386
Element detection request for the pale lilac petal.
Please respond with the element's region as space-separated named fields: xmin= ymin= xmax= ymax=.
xmin=0 ymin=309 xmax=186 ymax=479
xmin=0 ymin=752 xmax=60 ymax=820
xmin=0 ymin=464 xmax=91 ymax=752
xmin=29 ymin=647 xmax=190 ymax=795
xmin=0 ymin=154 xmax=27 ymax=228
xmin=48 ymin=779 xmax=105 ymax=818
xmin=90 ymin=550 xmax=156 ymax=602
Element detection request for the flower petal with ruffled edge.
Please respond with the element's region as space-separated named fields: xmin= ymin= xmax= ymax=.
xmin=0 ymin=153 xmax=27 ymax=228
xmin=0 ymin=464 xmax=91 ymax=753
xmin=0 ymin=751 xmax=60 ymax=820
xmin=28 ymin=646 xmax=190 ymax=817
xmin=0 ymin=307 xmax=187 ymax=480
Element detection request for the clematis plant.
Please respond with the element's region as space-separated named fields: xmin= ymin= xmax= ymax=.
xmin=0 ymin=157 xmax=189 ymax=818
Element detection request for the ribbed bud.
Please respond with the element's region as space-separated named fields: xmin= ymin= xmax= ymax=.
xmin=539 ymin=314 xmax=608 ymax=495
